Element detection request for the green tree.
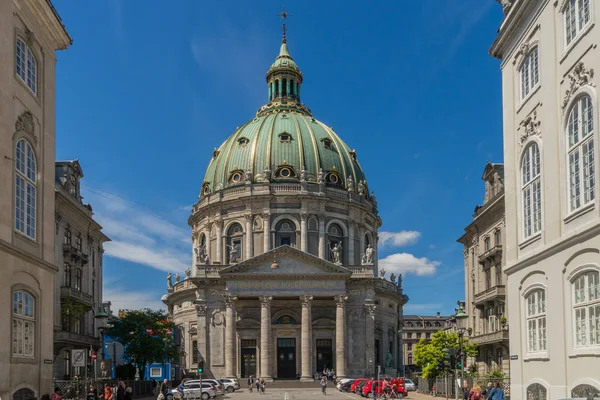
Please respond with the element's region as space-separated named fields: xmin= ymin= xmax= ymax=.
xmin=413 ymin=330 xmax=478 ymax=378
xmin=105 ymin=309 xmax=179 ymax=380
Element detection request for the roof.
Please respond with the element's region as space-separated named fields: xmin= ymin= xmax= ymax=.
xmin=403 ymin=314 xmax=451 ymax=320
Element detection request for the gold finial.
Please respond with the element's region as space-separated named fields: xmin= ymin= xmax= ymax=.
xmin=277 ymin=6 xmax=291 ymax=43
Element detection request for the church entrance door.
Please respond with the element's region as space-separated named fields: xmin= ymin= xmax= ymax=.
xmin=276 ymin=338 xmax=296 ymax=379
xmin=316 ymin=339 xmax=333 ymax=374
xmin=241 ymin=340 xmax=257 ymax=378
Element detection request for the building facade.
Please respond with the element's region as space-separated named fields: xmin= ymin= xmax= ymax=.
xmin=401 ymin=313 xmax=451 ymax=373
xmin=490 ymin=0 xmax=600 ymax=398
xmin=163 ymin=32 xmax=406 ymax=380
xmin=53 ymin=160 xmax=110 ymax=379
xmin=457 ymin=162 xmax=509 ymax=376
xmin=0 ymin=1 xmax=71 ymax=399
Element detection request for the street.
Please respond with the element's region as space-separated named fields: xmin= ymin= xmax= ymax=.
xmin=180 ymin=389 xmax=435 ymax=400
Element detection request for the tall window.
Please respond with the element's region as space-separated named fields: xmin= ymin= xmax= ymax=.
xmin=522 ymin=143 xmax=542 ymax=238
xmin=275 ymin=219 xmax=296 ymax=247
xmin=573 ymin=271 xmax=600 ymax=347
xmin=565 ymin=0 xmax=591 ymax=45
xmin=15 ymin=38 xmax=37 ymax=94
xmin=64 ymin=228 xmax=72 ymax=245
xmin=526 ymin=290 xmax=547 ymax=353
xmin=64 ymin=263 xmax=72 ymax=287
xmin=567 ymin=95 xmax=595 ymax=211
xmin=192 ymin=340 xmax=198 ymax=364
xmin=496 ymin=266 xmax=503 ymax=286
xmin=75 ymin=268 xmax=82 ymax=291
xmin=485 ymin=268 xmax=492 ymax=290
xmin=76 ymin=235 xmax=82 ymax=252
xmin=484 ymin=237 xmax=490 ymax=251
xmin=13 ymin=290 xmax=35 ymax=357
xmin=15 ymin=139 xmax=36 ymax=239
xmin=226 ymin=223 xmax=243 ymax=263
xmin=494 ymin=229 xmax=501 ymax=246
xmin=520 ymin=46 xmax=539 ymax=98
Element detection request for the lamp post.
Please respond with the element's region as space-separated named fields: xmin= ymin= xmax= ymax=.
xmin=93 ymin=307 xmax=109 ymax=382
xmin=453 ymin=302 xmax=469 ymax=400
xmin=397 ymin=328 xmax=405 ymax=378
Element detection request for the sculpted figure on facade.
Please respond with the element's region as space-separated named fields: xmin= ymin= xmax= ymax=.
xmin=175 ymin=273 xmax=181 ymax=283
xmin=347 ymin=175 xmax=354 ymax=192
xmin=318 ymin=168 xmax=325 ymax=184
xmin=185 ymin=267 xmax=191 ymax=278
xmin=300 ymin=168 xmax=307 ymax=183
xmin=389 ymin=273 xmax=396 ymax=285
xmin=167 ymin=273 xmax=173 ymax=290
xmin=330 ymin=242 xmax=343 ymax=264
xmin=357 ymin=180 xmax=366 ymax=197
xmin=195 ymin=244 xmax=209 ymax=264
xmin=380 ymin=268 xmax=386 ymax=278
xmin=364 ymin=244 xmax=375 ymax=265
xmin=227 ymin=243 xmax=240 ymax=263
xmin=245 ymin=169 xmax=253 ymax=184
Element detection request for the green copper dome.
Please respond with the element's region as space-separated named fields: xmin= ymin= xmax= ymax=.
xmin=200 ymin=39 xmax=367 ymax=196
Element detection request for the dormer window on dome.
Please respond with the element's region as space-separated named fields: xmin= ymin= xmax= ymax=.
xmin=274 ymin=165 xmax=296 ymax=179
xmin=278 ymin=131 xmax=292 ymax=143
xmin=237 ymin=137 xmax=249 ymax=147
xmin=326 ymin=171 xmax=343 ymax=185
xmin=228 ymin=170 xmax=244 ymax=184
xmin=321 ymin=138 xmax=333 ymax=150
xmin=201 ymin=182 xmax=211 ymax=196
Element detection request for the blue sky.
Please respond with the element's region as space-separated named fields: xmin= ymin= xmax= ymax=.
xmin=52 ymin=0 xmax=504 ymax=315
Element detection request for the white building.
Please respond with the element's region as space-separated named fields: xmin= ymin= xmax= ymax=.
xmin=490 ymin=0 xmax=600 ymax=398
xmin=0 ymin=1 xmax=71 ymax=398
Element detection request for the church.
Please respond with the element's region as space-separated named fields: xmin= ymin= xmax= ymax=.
xmin=162 ymin=21 xmax=407 ymax=380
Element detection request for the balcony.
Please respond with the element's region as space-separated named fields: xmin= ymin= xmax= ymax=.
xmin=55 ymin=330 xmax=99 ymax=347
xmin=478 ymin=245 xmax=502 ymax=265
xmin=60 ymin=286 xmax=94 ymax=305
xmin=474 ymin=285 xmax=506 ymax=306
xmin=63 ymin=243 xmax=89 ymax=264
xmin=470 ymin=329 xmax=509 ymax=345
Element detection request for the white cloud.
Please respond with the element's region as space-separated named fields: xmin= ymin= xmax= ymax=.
xmin=404 ymin=303 xmax=443 ymax=314
xmin=103 ymin=285 xmax=166 ymax=312
xmin=82 ymin=185 xmax=191 ymax=273
xmin=378 ymin=253 xmax=439 ymax=276
xmin=379 ymin=231 xmax=421 ymax=248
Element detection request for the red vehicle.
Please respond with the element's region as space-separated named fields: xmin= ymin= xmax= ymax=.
xmin=362 ymin=379 xmax=408 ymax=399
xmin=351 ymin=379 xmax=370 ymax=393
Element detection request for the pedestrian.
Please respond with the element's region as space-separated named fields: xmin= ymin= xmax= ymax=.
xmin=256 ymin=378 xmax=261 ymax=393
xmin=260 ymin=378 xmax=266 ymax=394
xmin=51 ymin=388 xmax=62 ymax=400
xmin=124 ymin=388 xmax=133 ymax=400
xmin=490 ymin=382 xmax=506 ymax=400
xmin=320 ymin=375 xmax=327 ymax=395
xmin=462 ymin=381 xmax=471 ymax=400
xmin=248 ymin=375 xmax=254 ymax=392
xmin=469 ymin=384 xmax=482 ymax=400
xmin=87 ymin=384 xmax=98 ymax=400
xmin=482 ymin=383 xmax=492 ymax=399
xmin=117 ymin=381 xmax=126 ymax=400
xmin=160 ymin=379 xmax=169 ymax=399
xmin=104 ymin=384 xmax=113 ymax=400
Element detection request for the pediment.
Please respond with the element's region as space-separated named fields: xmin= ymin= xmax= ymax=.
xmin=220 ymin=245 xmax=352 ymax=277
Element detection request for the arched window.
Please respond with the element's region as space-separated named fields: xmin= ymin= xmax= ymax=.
xmin=226 ymin=223 xmax=243 ymax=263
xmin=13 ymin=290 xmax=35 ymax=357
xmin=16 ymin=38 xmax=37 ymax=94
xmin=526 ymin=289 xmax=547 ymax=353
xmin=520 ymin=46 xmax=539 ymax=99
xmin=13 ymin=388 xmax=35 ymax=400
xmin=522 ymin=143 xmax=542 ymax=238
xmin=564 ymin=0 xmax=591 ymax=45
xmin=64 ymin=263 xmax=72 ymax=287
xmin=290 ymin=79 xmax=295 ymax=97
xmin=571 ymin=384 xmax=600 ymax=398
xmin=15 ymin=139 xmax=36 ymax=239
xmin=275 ymin=79 xmax=280 ymax=96
xmin=282 ymin=78 xmax=287 ymax=96
xmin=275 ymin=219 xmax=296 ymax=247
xmin=274 ymin=315 xmax=297 ymax=324
xmin=407 ymin=354 xmax=413 ymax=365
xmin=526 ymin=383 xmax=547 ymax=400
xmin=573 ymin=271 xmax=600 ymax=347
xmin=567 ymin=95 xmax=595 ymax=211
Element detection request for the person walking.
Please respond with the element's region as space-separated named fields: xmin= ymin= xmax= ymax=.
xmin=481 ymin=383 xmax=492 ymax=399
xmin=51 ymin=388 xmax=62 ymax=400
xmin=320 ymin=375 xmax=328 ymax=395
xmin=248 ymin=376 xmax=254 ymax=393
xmin=489 ymin=382 xmax=506 ymax=400
xmin=124 ymin=388 xmax=133 ymax=400
xmin=160 ymin=379 xmax=169 ymax=399
xmin=469 ymin=384 xmax=482 ymax=400
xmin=104 ymin=384 xmax=113 ymax=400
xmin=256 ymin=378 xmax=261 ymax=394
xmin=117 ymin=382 xmax=126 ymax=400
xmin=462 ymin=381 xmax=471 ymax=400
xmin=87 ymin=384 xmax=98 ymax=400
xmin=260 ymin=379 xmax=266 ymax=394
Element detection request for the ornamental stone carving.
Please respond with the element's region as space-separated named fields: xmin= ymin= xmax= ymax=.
xmin=520 ymin=110 xmax=541 ymax=144
xmin=334 ymin=295 xmax=348 ymax=307
xmin=224 ymin=294 xmax=238 ymax=307
xmin=195 ymin=302 xmax=207 ymax=316
xmin=300 ymin=295 xmax=313 ymax=307
xmin=259 ymin=296 xmax=273 ymax=307
xmin=365 ymin=303 xmax=377 ymax=315
xmin=15 ymin=110 xmax=37 ymax=143
xmin=497 ymin=0 xmax=512 ymax=14
xmin=562 ymin=62 xmax=595 ymax=112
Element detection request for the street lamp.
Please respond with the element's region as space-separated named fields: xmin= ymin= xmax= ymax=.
xmin=453 ymin=302 xmax=469 ymax=400
xmin=397 ymin=329 xmax=405 ymax=378
xmin=93 ymin=306 xmax=109 ymax=381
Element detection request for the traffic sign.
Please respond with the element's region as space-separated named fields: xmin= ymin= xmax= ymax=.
xmin=91 ymin=351 xmax=97 ymax=361
xmin=72 ymin=349 xmax=86 ymax=367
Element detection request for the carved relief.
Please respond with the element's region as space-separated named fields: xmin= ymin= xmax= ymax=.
xmin=365 ymin=303 xmax=377 ymax=315
xmin=519 ymin=110 xmax=541 ymax=144
xmin=195 ymin=302 xmax=207 ymax=316
xmin=300 ymin=295 xmax=313 ymax=308
xmin=334 ymin=295 xmax=348 ymax=307
xmin=259 ymin=296 xmax=273 ymax=307
xmin=562 ymin=62 xmax=595 ymax=112
xmin=223 ymin=294 xmax=238 ymax=308
xmin=497 ymin=0 xmax=512 ymax=14
xmin=15 ymin=111 xmax=37 ymax=143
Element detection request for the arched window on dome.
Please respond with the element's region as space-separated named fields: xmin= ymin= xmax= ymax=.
xmin=226 ymin=223 xmax=243 ymax=264
xmin=275 ymin=79 xmax=280 ymax=97
xmin=290 ymin=79 xmax=295 ymax=97
xmin=275 ymin=219 xmax=296 ymax=248
xmin=327 ymin=223 xmax=345 ymax=264
xmin=282 ymin=78 xmax=287 ymax=96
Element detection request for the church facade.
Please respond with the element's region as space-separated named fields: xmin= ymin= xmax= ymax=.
xmin=163 ymin=30 xmax=406 ymax=380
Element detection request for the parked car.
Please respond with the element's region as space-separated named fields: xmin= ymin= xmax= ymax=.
xmin=337 ymin=379 xmax=354 ymax=392
xmin=183 ymin=382 xmax=217 ymax=400
xmin=185 ymin=380 xmax=225 ymax=396
xmin=218 ymin=378 xmax=240 ymax=393
xmin=404 ymin=379 xmax=416 ymax=392
xmin=352 ymin=379 xmax=370 ymax=394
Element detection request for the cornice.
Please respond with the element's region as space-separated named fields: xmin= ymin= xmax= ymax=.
xmin=0 ymin=238 xmax=58 ymax=272
xmin=21 ymin=0 xmax=71 ymax=50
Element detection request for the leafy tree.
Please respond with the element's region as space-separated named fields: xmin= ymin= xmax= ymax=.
xmin=105 ymin=308 xmax=179 ymax=380
xmin=413 ymin=330 xmax=478 ymax=378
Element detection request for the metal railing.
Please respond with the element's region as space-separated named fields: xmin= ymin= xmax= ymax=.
xmin=414 ymin=376 xmax=510 ymax=399
xmin=53 ymin=379 xmax=156 ymax=400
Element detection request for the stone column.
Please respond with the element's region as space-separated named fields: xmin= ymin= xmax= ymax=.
xmin=318 ymin=218 xmax=326 ymax=259
xmin=245 ymin=214 xmax=253 ymax=260
xmin=225 ymin=295 xmax=238 ymax=378
xmin=194 ymin=300 xmax=209 ymax=375
xmin=365 ymin=303 xmax=377 ymax=377
xmin=348 ymin=224 xmax=355 ymax=265
xmin=259 ymin=296 xmax=273 ymax=380
xmin=335 ymin=295 xmax=348 ymax=378
xmin=300 ymin=213 xmax=308 ymax=252
xmin=216 ymin=219 xmax=223 ymax=264
xmin=300 ymin=295 xmax=313 ymax=381
xmin=263 ymin=213 xmax=270 ymax=253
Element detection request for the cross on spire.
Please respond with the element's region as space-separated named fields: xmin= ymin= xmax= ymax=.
xmin=277 ymin=6 xmax=291 ymax=43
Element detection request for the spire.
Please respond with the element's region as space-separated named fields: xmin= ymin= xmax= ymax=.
xmin=277 ymin=6 xmax=290 ymax=43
